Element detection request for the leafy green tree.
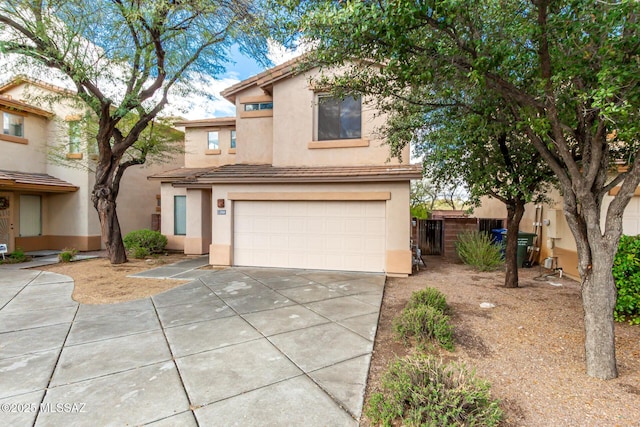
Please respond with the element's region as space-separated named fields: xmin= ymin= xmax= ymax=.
xmin=416 ymin=96 xmax=553 ymax=288
xmin=279 ymin=0 xmax=640 ymax=379
xmin=0 ymin=0 xmax=270 ymax=264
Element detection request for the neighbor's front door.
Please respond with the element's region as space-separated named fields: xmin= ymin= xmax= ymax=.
xmin=0 ymin=192 xmax=15 ymax=252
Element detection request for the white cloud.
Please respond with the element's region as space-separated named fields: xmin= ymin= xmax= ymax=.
xmin=267 ymin=39 xmax=307 ymax=65
xmin=164 ymin=74 xmax=239 ymax=120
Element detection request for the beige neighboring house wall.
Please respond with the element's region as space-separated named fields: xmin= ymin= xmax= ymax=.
xmin=154 ymin=58 xmax=420 ymax=275
xmin=0 ymin=77 xmax=183 ymax=253
xmin=475 ymin=187 xmax=603 ymax=280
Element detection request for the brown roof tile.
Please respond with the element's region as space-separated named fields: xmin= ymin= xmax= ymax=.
xmin=174 ymin=117 xmax=236 ymax=128
xmin=0 ymin=95 xmax=54 ymax=119
xmin=0 ymin=170 xmax=78 ymax=192
xmin=150 ymin=164 xmax=422 ymax=185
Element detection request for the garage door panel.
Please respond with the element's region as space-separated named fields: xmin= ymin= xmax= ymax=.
xmin=288 ymin=217 xmax=306 ymax=233
xmin=234 ymin=201 xmax=386 ymax=272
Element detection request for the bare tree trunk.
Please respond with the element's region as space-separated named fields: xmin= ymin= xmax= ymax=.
xmin=582 ymin=251 xmax=618 ymax=379
xmin=504 ymin=201 xmax=525 ymax=288
xmin=93 ymin=185 xmax=127 ymax=264
xmin=563 ymin=195 xmax=621 ymax=380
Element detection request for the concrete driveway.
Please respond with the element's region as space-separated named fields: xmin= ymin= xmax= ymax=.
xmin=0 ymin=259 xmax=385 ymax=426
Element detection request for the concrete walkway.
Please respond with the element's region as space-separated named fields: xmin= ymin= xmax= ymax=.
xmin=0 ymin=258 xmax=385 ymax=426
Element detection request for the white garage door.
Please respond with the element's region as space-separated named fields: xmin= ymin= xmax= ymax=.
xmin=622 ymin=197 xmax=640 ymax=235
xmin=234 ymin=200 xmax=386 ymax=272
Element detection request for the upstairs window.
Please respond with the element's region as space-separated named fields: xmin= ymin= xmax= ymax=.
xmin=207 ymin=131 xmax=219 ymax=150
xmin=317 ymin=95 xmax=361 ymax=140
xmin=243 ymin=102 xmax=273 ymax=112
xmin=68 ymin=121 xmax=81 ymax=153
xmin=2 ymin=112 xmax=24 ymax=137
xmin=230 ymin=130 xmax=236 ymax=149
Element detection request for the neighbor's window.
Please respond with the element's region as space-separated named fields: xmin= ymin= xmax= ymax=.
xmin=317 ymin=95 xmax=361 ymax=140
xmin=68 ymin=121 xmax=81 ymax=153
xmin=174 ymin=195 xmax=186 ymax=235
xmin=207 ymin=131 xmax=219 ymax=150
xmin=2 ymin=112 xmax=24 ymax=137
xmin=19 ymin=195 xmax=41 ymax=236
xmin=230 ymin=130 xmax=236 ymax=149
xmin=243 ymin=102 xmax=273 ymax=112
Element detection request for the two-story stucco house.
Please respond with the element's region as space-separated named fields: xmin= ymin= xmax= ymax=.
xmin=151 ymin=59 xmax=422 ymax=276
xmin=0 ymin=77 xmax=183 ymax=253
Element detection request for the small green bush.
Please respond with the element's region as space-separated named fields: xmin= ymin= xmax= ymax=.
xmin=366 ymin=355 xmax=503 ymax=427
xmin=456 ymin=231 xmax=504 ymax=271
xmin=393 ymin=304 xmax=454 ymax=351
xmin=0 ymin=247 xmax=30 ymax=264
xmin=407 ymin=287 xmax=448 ymax=313
xmin=123 ymin=229 xmax=167 ymax=258
xmin=131 ymin=246 xmax=150 ymax=259
xmin=613 ymin=235 xmax=640 ymax=325
xmin=58 ymin=248 xmax=78 ymax=263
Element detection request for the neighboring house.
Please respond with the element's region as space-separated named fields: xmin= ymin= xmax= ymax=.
xmin=0 ymin=77 xmax=183 ymax=253
xmin=474 ymin=185 xmax=640 ymax=279
xmin=151 ymin=59 xmax=422 ymax=275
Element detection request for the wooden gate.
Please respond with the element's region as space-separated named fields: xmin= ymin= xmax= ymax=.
xmin=417 ymin=219 xmax=443 ymax=255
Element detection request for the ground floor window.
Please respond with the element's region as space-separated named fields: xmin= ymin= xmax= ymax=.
xmin=174 ymin=195 xmax=186 ymax=235
xmin=19 ymin=194 xmax=41 ymax=236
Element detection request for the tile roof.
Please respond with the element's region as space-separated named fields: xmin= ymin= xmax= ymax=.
xmin=149 ymin=164 xmax=422 ymax=185
xmin=173 ymin=117 xmax=236 ymax=128
xmin=0 ymin=170 xmax=79 ymax=192
xmin=0 ymin=95 xmax=54 ymax=119
xmin=220 ymin=56 xmax=302 ymax=102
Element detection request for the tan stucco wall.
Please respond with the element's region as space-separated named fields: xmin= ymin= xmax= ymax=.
xmin=161 ymin=183 xmax=187 ymax=250
xmin=184 ymin=127 xmax=236 ymax=168
xmin=234 ymin=86 xmax=274 ymax=165
xmin=269 ymin=69 xmax=410 ymax=167
xmin=0 ymin=113 xmax=49 ymax=173
xmin=475 ymin=192 xmax=579 ymax=278
xmin=184 ymin=188 xmax=212 ymax=254
xmin=2 ymin=82 xmax=184 ymax=250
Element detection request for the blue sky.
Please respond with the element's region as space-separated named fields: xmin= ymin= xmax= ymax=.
xmin=0 ymin=41 xmax=300 ymax=120
xmin=224 ymin=45 xmax=270 ymax=81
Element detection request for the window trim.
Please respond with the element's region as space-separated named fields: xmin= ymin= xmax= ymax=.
xmin=0 ymin=110 xmax=28 ymax=144
xmin=315 ymin=94 xmax=362 ymax=142
xmin=174 ymin=195 xmax=187 ymax=236
xmin=2 ymin=111 xmax=25 ymax=138
xmin=230 ymin=129 xmax=236 ymax=149
xmin=67 ymin=120 xmax=83 ymax=158
xmin=207 ymin=131 xmax=219 ymax=150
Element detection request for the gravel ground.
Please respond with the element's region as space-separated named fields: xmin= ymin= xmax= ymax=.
xmin=363 ymin=257 xmax=640 ymax=427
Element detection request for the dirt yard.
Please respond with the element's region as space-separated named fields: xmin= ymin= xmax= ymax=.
xmin=363 ymin=256 xmax=640 ymax=427
xmin=37 ymin=254 xmax=639 ymax=425
xmin=38 ymin=253 xmax=190 ymax=304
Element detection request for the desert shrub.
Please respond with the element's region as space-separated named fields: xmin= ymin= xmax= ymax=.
xmin=131 ymin=246 xmax=150 ymax=259
xmin=407 ymin=287 xmax=448 ymax=313
xmin=456 ymin=231 xmax=504 ymax=271
xmin=58 ymin=248 xmax=78 ymax=263
xmin=0 ymin=247 xmax=30 ymax=264
xmin=123 ymin=229 xmax=167 ymax=257
xmin=613 ymin=235 xmax=640 ymax=325
xmin=393 ymin=304 xmax=454 ymax=351
xmin=366 ymin=355 xmax=503 ymax=427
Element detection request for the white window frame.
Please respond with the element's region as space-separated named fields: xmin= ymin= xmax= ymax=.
xmin=2 ymin=111 xmax=24 ymax=138
xmin=207 ymin=131 xmax=219 ymax=150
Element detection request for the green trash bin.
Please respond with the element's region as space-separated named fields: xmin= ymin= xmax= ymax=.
xmin=501 ymin=231 xmax=537 ymax=267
